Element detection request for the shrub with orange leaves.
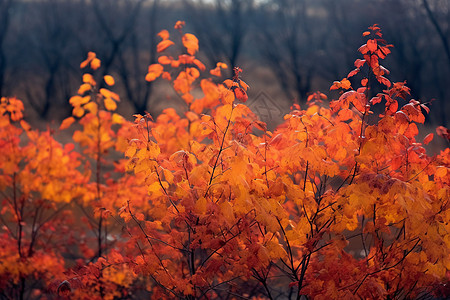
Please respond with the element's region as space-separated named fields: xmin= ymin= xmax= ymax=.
xmin=1 ymin=23 xmax=449 ymax=300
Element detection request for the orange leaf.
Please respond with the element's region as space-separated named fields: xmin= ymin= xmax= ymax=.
xmin=145 ymin=64 xmax=164 ymax=82
xmin=136 ymin=213 xmax=145 ymax=221
xmin=223 ymin=79 xmax=235 ymax=89
xmin=239 ymin=79 xmax=249 ymax=91
xmin=157 ymin=40 xmax=174 ymax=53
xmin=82 ymin=73 xmax=95 ymax=85
xmin=220 ymin=85 xmax=235 ymax=105
xmin=158 ymin=29 xmax=170 ymax=40
xmin=174 ymin=20 xmax=185 ymax=30
xmin=78 ymin=83 xmax=91 ymax=95
xmin=182 ymin=33 xmax=199 ymax=55
xmin=193 ymin=59 xmax=206 ymax=71
xmin=60 ymin=117 xmax=75 ymax=130
xmin=435 ymin=167 xmax=448 ymax=178
xmin=104 ymin=98 xmax=117 ymax=111
xmin=91 ymin=58 xmax=101 ymax=70
xmin=80 ymin=51 xmax=96 ymax=68
xmin=210 ymin=67 xmax=222 ymax=77
xmin=104 ymin=75 xmax=115 ymax=86
xmin=162 ymin=72 xmax=171 ymax=80
xmin=100 ymin=88 xmax=120 ymax=101
xmin=70 ymin=95 xmax=89 ymax=107
xmin=73 ymin=106 xmax=85 ymax=118
xmin=341 ymin=78 xmax=351 ymax=90
xmin=158 ymin=56 xmax=173 ymax=65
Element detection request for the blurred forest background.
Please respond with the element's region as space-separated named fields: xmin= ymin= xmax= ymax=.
xmin=0 ymin=0 xmax=449 ymax=128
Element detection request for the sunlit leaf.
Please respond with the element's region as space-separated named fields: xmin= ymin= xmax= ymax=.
xmin=145 ymin=64 xmax=164 ymax=82
xmin=157 ymin=40 xmax=174 ymax=53
xmin=60 ymin=117 xmax=75 ymax=130
xmin=104 ymin=75 xmax=115 ymax=86
xmin=182 ymin=33 xmax=199 ymax=55
xmin=104 ymin=98 xmax=117 ymax=111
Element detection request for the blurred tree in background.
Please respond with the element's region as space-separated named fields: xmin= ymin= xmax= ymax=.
xmin=0 ymin=0 xmax=448 ymax=126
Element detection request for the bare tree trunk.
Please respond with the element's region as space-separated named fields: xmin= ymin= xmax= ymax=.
xmin=422 ymin=0 xmax=450 ymax=125
xmin=0 ymin=0 xmax=13 ymax=98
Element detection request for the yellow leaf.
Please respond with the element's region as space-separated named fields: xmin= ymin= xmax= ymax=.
xmin=100 ymin=88 xmax=120 ymax=101
xmin=266 ymin=240 xmax=287 ymax=259
xmin=104 ymin=98 xmax=117 ymax=111
xmin=112 ymin=113 xmax=124 ymax=124
xmin=219 ymin=85 xmax=234 ymax=105
xmin=125 ymin=146 xmax=137 ymax=158
xmin=220 ymin=201 xmax=234 ymax=223
xmin=148 ymin=181 xmax=163 ymax=197
xmin=84 ymin=101 xmax=98 ymax=114
xmin=73 ymin=106 xmax=85 ymax=117
xmin=195 ymin=197 xmax=207 ymax=214
xmin=69 ymin=95 xmax=83 ymax=106
xmin=104 ymin=75 xmax=115 ymax=86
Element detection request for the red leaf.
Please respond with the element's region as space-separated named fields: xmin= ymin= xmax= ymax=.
xmin=378 ymin=76 xmax=391 ymax=88
xmin=423 ymin=133 xmax=433 ymax=145
xmin=330 ymin=81 xmax=341 ymax=90
xmin=234 ymin=87 xmax=248 ymax=102
xmin=436 ymin=126 xmax=449 ymax=139
xmin=354 ymin=59 xmax=366 ymax=68
xmin=367 ymin=39 xmax=377 ymax=52
xmin=347 ymin=68 xmax=359 ymax=78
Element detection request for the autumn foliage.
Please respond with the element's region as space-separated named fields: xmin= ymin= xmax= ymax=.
xmin=1 ymin=23 xmax=450 ymax=299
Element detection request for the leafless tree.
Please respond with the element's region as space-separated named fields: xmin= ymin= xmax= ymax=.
xmin=90 ymin=0 xmax=160 ymax=114
xmin=0 ymin=0 xmax=14 ymax=98
xmin=183 ymin=0 xmax=254 ymax=74
xmin=422 ymin=0 xmax=450 ymax=125
xmin=255 ymin=0 xmax=328 ymax=103
xmin=20 ymin=0 xmax=84 ymax=118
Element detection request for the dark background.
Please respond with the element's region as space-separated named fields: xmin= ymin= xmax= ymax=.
xmin=0 ymin=0 xmax=448 ymax=128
